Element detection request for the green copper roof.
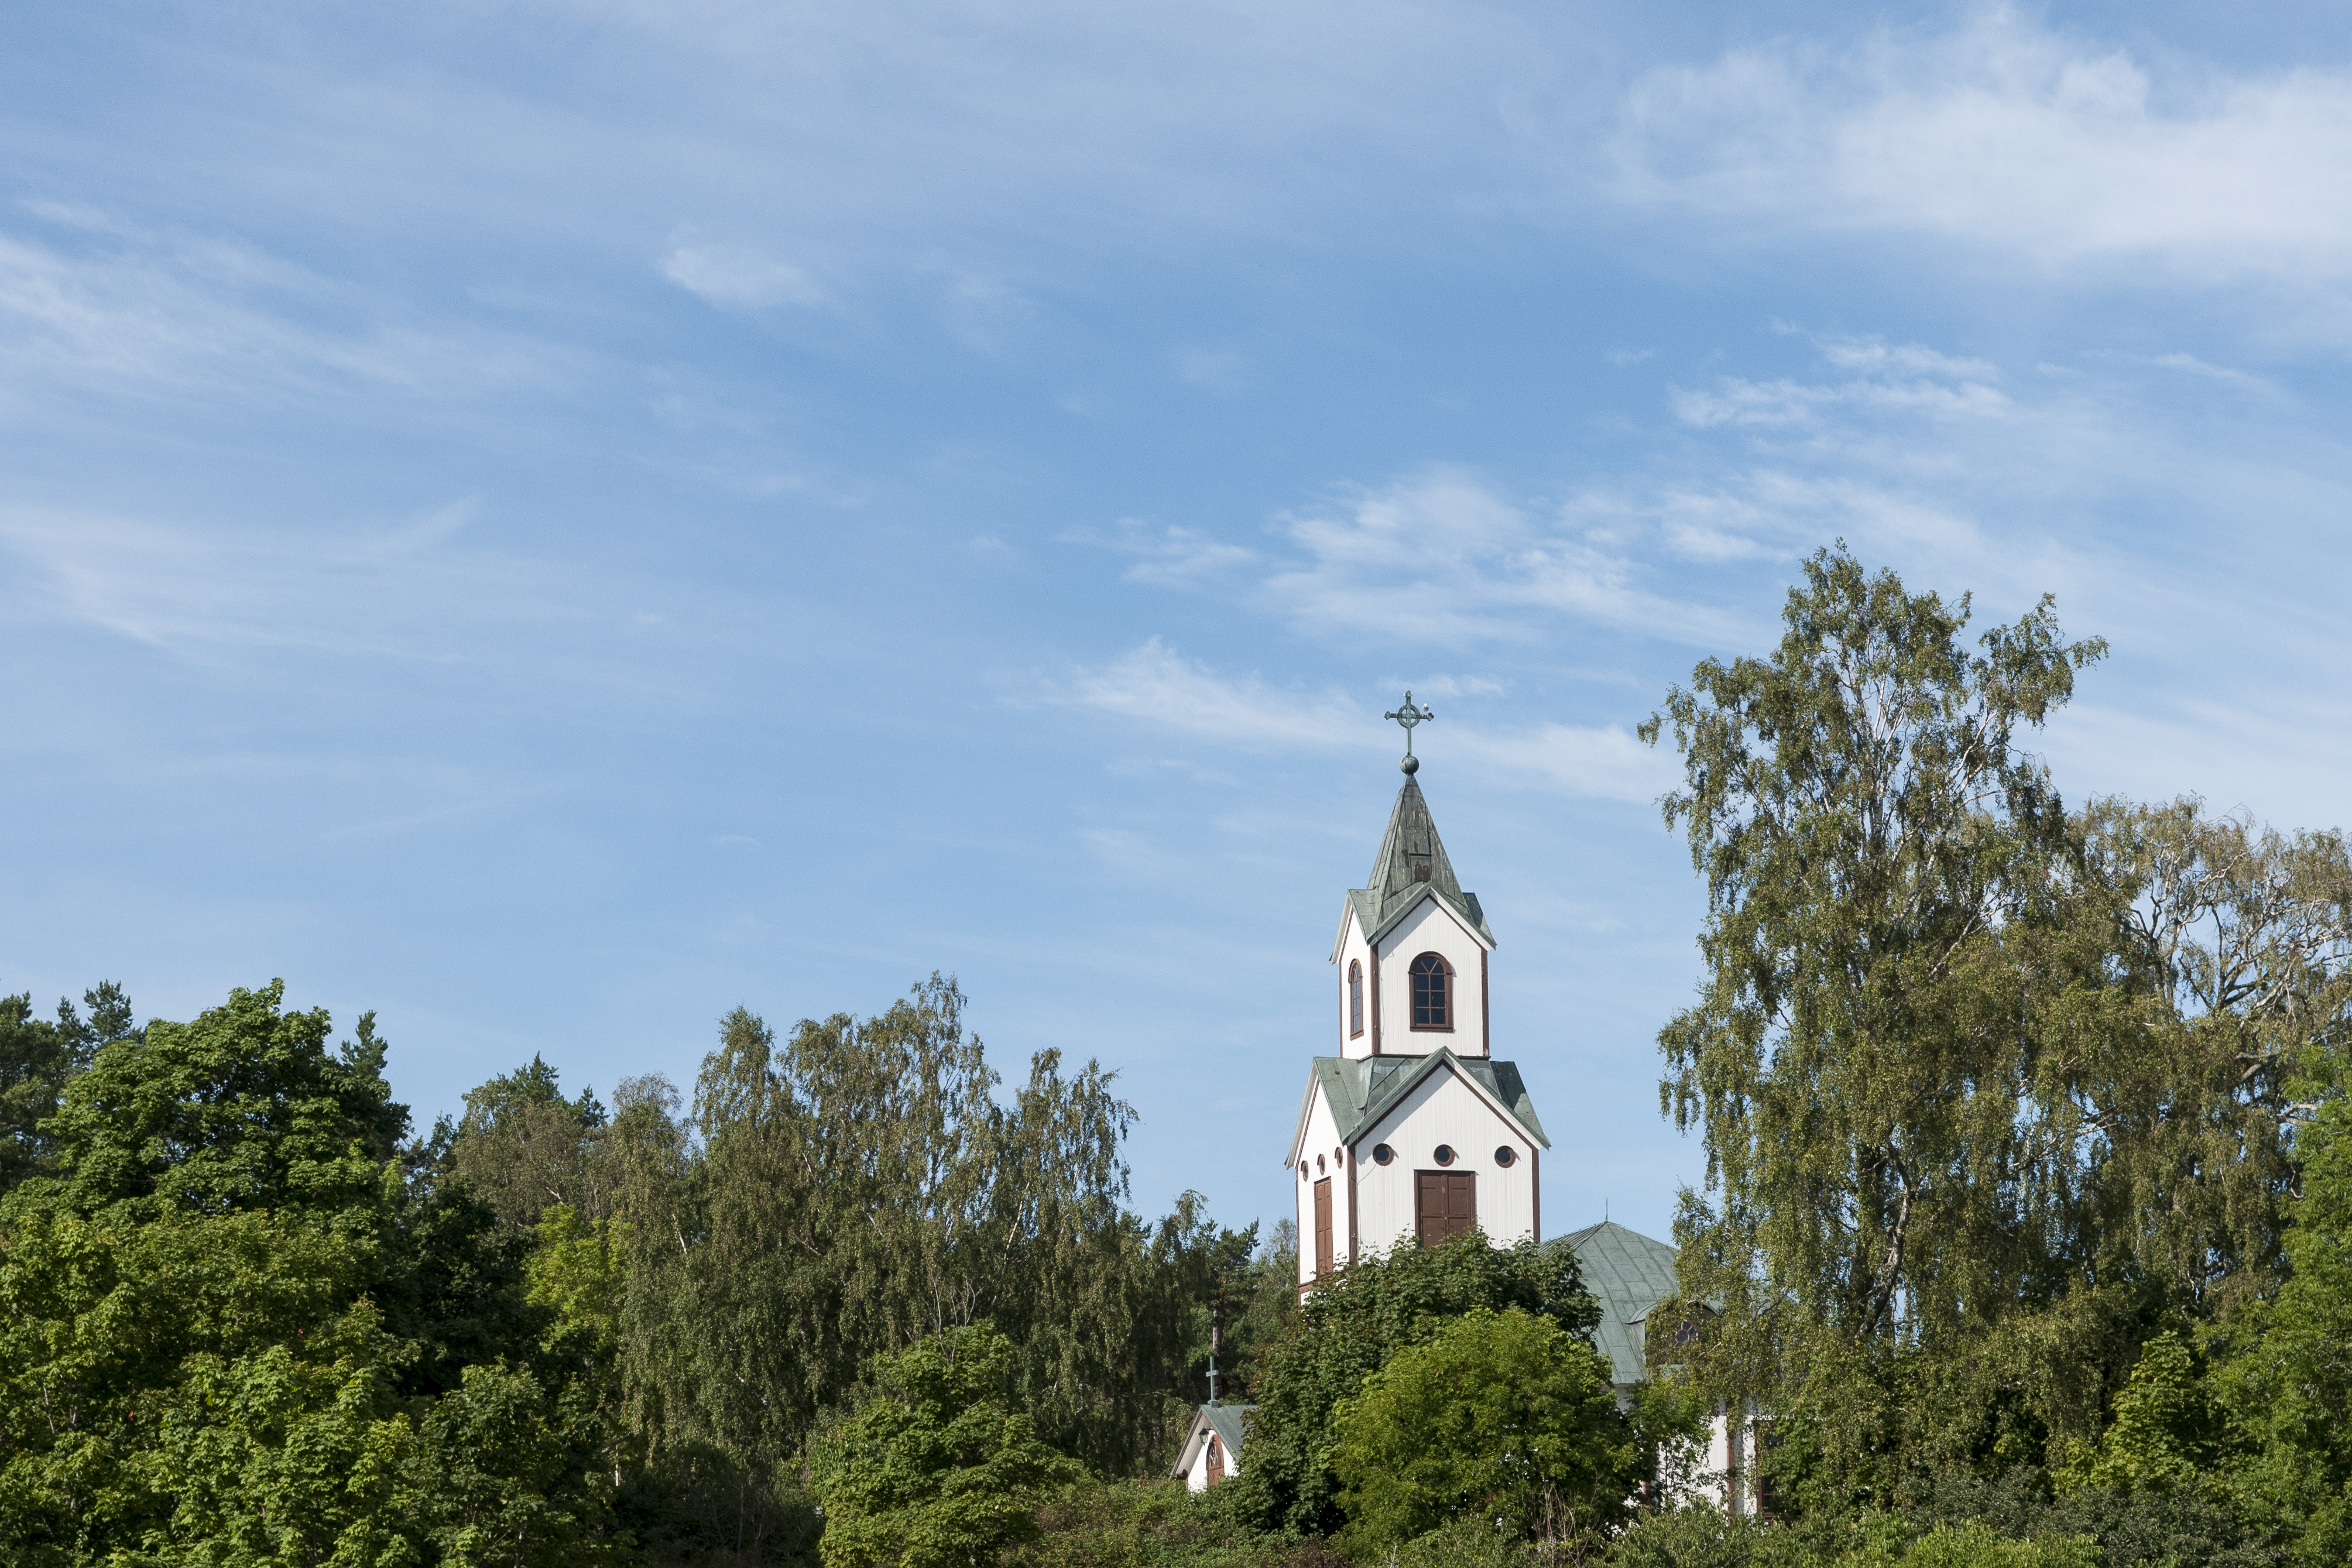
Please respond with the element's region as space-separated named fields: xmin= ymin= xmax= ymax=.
xmin=1559 ymin=1220 xmax=1679 ymax=1385
xmin=1349 ymin=777 xmax=1494 ymax=948
xmin=1307 ymin=1049 xmax=1549 ymax=1151
xmin=1172 ymin=1402 xmax=1256 ymax=1477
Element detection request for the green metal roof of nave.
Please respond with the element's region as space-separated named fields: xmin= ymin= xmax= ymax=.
xmin=1559 ymin=1220 xmax=1680 ymax=1386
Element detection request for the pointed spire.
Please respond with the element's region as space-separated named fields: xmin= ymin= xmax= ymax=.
xmin=1346 ymin=690 xmax=1493 ymax=948
xmin=1365 ymin=776 xmax=1466 ymax=926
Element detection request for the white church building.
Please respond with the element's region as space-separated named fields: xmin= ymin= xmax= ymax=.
xmin=1182 ymin=698 xmax=1763 ymax=1515
xmin=1288 ymin=750 xmax=1544 ymax=1280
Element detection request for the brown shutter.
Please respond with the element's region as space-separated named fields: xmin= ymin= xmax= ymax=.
xmin=1446 ymin=1172 xmax=1476 ymax=1236
xmin=1313 ymin=1179 xmax=1333 ymax=1275
xmin=1417 ymin=1171 xmax=1476 ymax=1246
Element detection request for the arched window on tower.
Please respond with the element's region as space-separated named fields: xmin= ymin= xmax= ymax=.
xmin=1410 ymin=952 xmax=1452 ymax=1030
xmin=1349 ymin=960 xmax=1363 ymax=1038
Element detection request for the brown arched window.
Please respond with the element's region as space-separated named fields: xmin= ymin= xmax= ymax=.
xmin=1410 ymin=952 xmax=1452 ymax=1030
xmin=1348 ymin=960 xmax=1363 ymax=1038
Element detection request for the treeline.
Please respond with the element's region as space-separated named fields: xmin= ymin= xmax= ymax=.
xmin=0 ymin=975 xmax=1316 ymax=1564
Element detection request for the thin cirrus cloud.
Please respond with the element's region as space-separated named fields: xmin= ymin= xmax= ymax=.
xmin=1668 ymin=335 xmax=2009 ymax=428
xmin=0 ymin=502 xmax=616 ymax=674
xmin=1610 ymin=5 xmax=2352 ymax=287
xmin=1075 ymin=469 xmax=1775 ymax=649
xmin=659 ymin=245 xmax=827 ymax=311
xmin=1054 ymin=637 xmax=1669 ymax=803
xmin=0 ymin=217 xmax=563 ymax=407
xmin=1264 ymin=471 xmax=1757 ymax=649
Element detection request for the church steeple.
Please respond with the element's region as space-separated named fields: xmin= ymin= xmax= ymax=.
xmin=1289 ymin=694 xmax=1543 ymax=1304
xmin=1332 ymin=698 xmax=1497 ymax=1062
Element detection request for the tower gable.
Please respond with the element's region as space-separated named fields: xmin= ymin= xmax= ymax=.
xmin=1331 ymin=774 xmax=1495 ymax=1059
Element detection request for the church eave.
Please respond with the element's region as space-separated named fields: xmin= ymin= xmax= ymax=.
xmin=1307 ymin=1048 xmax=1550 ymax=1152
xmin=1360 ymin=881 xmax=1496 ymax=953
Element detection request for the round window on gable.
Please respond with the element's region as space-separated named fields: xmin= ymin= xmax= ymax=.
xmin=1373 ymin=1143 xmax=1394 ymax=1165
xmin=1494 ymin=1145 xmax=1517 ymax=1167
xmin=1334 ymin=1145 xmax=1344 ymax=1165
xmin=1434 ymin=1144 xmax=1456 ymax=1166
xmin=1316 ymin=1154 xmax=1326 ymax=1173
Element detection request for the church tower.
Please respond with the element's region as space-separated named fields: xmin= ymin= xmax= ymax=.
xmin=1288 ymin=695 xmax=1549 ymax=1291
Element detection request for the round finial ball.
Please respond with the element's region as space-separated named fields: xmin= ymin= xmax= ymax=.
xmin=1400 ymin=753 xmax=1418 ymax=774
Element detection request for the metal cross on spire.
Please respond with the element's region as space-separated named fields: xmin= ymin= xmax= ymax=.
xmin=1384 ymin=690 xmax=1434 ymax=775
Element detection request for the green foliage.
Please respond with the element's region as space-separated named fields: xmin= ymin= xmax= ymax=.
xmin=37 ymin=981 xmax=405 ymax=1220
xmin=1605 ymin=1510 xmax=2097 ymax=1568
xmin=0 ymin=982 xmax=131 ymax=1195
xmin=1187 ymin=1220 xmax=1298 ymax=1409
xmin=810 ymin=1321 xmax=1082 ymax=1568
xmin=1329 ymin=1306 xmax=1637 ymax=1557
xmin=451 ymin=1053 xmax=613 ymax=1231
xmin=2056 ymin=1333 xmax=2221 ymax=1498
xmin=1012 ymin=1478 xmax=1340 ymax=1568
xmin=1234 ymin=1229 xmax=1600 ymax=1537
xmin=0 ymin=980 xmax=623 ymax=1564
xmin=616 ymin=978 xmax=1228 ymax=1491
xmin=2210 ymin=1041 xmax=2352 ymax=1564
xmin=1640 ymin=547 xmax=2347 ymax=1507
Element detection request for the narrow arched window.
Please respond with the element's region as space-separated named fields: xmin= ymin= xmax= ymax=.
xmin=1348 ymin=959 xmax=1363 ymax=1037
xmin=1410 ymin=952 xmax=1451 ymax=1030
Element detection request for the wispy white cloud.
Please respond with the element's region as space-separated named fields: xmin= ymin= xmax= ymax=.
xmin=1065 ymin=520 xmax=1259 ymax=586
xmin=1055 ymin=637 xmax=1361 ymax=747
xmin=0 ymin=221 xmax=563 ymax=409
xmin=1050 ymin=637 xmax=1669 ymax=801
xmin=1261 ymin=470 xmax=1757 ymax=648
xmin=1669 ymin=338 xmax=2007 ymax=428
xmin=660 ymin=245 xmax=826 ymax=310
xmin=1612 ymin=5 xmax=2352 ymax=290
xmin=0 ymin=502 xmax=611 ymax=673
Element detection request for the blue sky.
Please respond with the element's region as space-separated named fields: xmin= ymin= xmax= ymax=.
xmin=6 ymin=1 xmax=2352 ymax=1244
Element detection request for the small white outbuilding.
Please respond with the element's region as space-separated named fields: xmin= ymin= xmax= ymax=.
xmin=1172 ymin=1402 xmax=1252 ymax=1492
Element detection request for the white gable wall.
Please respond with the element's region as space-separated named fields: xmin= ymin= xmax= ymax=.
xmin=1291 ymin=1083 xmax=1350 ymax=1289
xmin=1184 ymin=1429 xmax=1238 ymax=1491
xmin=1371 ymin=893 xmax=1489 ymax=1058
xmin=1353 ymin=1064 xmax=1538 ymax=1258
xmin=1333 ymin=905 xmax=1377 ymax=1061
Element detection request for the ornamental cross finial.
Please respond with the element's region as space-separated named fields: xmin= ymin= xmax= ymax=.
xmin=1384 ymin=691 xmax=1434 ymax=774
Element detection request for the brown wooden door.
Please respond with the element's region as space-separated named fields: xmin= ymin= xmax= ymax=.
xmin=1205 ymin=1435 xmax=1225 ymax=1485
xmin=1415 ymin=1171 xmax=1476 ymax=1247
xmin=1313 ymin=1179 xmax=1334 ymax=1274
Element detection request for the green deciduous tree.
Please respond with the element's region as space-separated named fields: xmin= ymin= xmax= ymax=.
xmin=0 ymin=980 xmax=623 ymax=1564
xmin=615 ymin=976 xmax=1229 ymax=1509
xmin=811 ymin=1321 xmax=1082 ymax=1568
xmin=450 ymin=1054 xmax=613 ymax=1231
xmin=1643 ymin=546 xmax=2352 ymax=1509
xmin=1329 ymin=1306 xmax=1636 ymax=1559
xmin=1235 ymin=1230 xmax=1602 ymax=1538
xmin=2212 ymin=1038 xmax=2352 ymax=1564
xmin=0 ymin=982 xmax=133 ymax=1196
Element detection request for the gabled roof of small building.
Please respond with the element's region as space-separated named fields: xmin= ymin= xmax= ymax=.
xmin=1303 ymin=1048 xmax=1549 ymax=1153
xmin=1559 ymin=1220 xmax=1679 ymax=1386
xmin=1339 ymin=777 xmax=1495 ymax=953
xmin=1171 ymin=1402 xmax=1255 ymax=1477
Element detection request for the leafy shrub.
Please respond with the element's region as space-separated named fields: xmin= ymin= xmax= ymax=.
xmin=1329 ymin=1306 xmax=1636 ymax=1558
xmin=810 ymin=1322 xmax=1082 ymax=1568
xmin=1012 ymin=1477 xmax=1343 ymax=1567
